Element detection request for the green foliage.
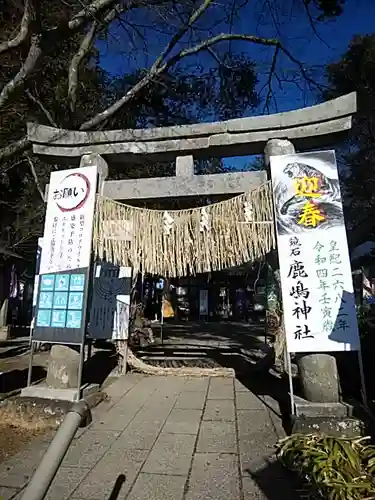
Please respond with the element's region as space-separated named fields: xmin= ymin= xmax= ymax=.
xmin=0 ymin=6 xmax=257 ymax=257
xmin=0 ymin=0 xmax=348 ymax=259
xmin=325 ymin=35 xmax=375 ymax=246
xmin=355 ymin=306 xmax=375 ymax=342
xmin=308 ymin=0 xmax=345 ymax=20
xmin=0 ymin=1 xmax=106 ymax=259
xmin=107 ymin=54 xmax=258 ymax=130
xmin=277 ymin=433 xmax=375 ymax=499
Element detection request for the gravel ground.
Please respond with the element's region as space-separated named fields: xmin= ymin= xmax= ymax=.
xmin=0 ymin=343 xmax=50 ymax=463
xmin=0 ymin=424 xmax=45 ymax=464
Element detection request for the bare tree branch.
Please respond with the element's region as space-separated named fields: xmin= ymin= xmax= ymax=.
xmin=25 ymin=89 xmax=57 ymax=127
xmin=80 ymin=72 xmax=155 ymax=130
xmin=0 ymin=0 xmax=170 ymax=114
xmin=80 ymin=0 xmax=216 ymax=130
xmin=0 ymin=0 xmax=35 ymax=55
xmin=165 ymin=33 xmax=279 ymax=65
xmin=260 ymin=44 xmax=279 ymax=112
xmin=301 ymin=0 xmax=331 ymax=49
xmin=151 ymin=0 xmax=214 ymax=70
xmin=68 ymin=21 xmax=98 ymax=113
xmin=206 ymin=46 xmax=226 ymax=66
xmin=103 ymin=0 xmax=169 ymax=24
xmin=0 ymin=34 xmax=42 ymax=109
xmin=0 ymin=0 xmax=326 ymax=160
xmin=0 ymin=0 xmax=123 ymax=112
xmin=80 ymin=31 xmax=280 ymax=130
xmin=281 ymin=44 xmax=325 ymax=91
xmin=67 ymin=0 xmax=119 ymax=31
xmin=25 ymin=154 xmax=45 ymax=202
xmin=0 ymin=137 xmax=30 ymax=165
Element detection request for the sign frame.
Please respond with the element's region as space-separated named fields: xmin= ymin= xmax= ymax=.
xmin=28 ymin=165 xmax=98 ymax=401
xmin=32 ymin=165 xmax=98 ymax=345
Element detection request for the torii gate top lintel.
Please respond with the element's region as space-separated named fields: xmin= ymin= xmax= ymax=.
xmin=28 ymin=93 xmax=356 ymax=200
xmin=28 ymin=93 xmax=355 ymax=162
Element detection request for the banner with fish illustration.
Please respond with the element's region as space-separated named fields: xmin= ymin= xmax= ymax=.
xmin=270 ymin=150 xmax=360 ymax=353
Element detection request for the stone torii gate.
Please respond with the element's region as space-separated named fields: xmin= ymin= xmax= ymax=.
xmin=27 ymin=92 xmax=356 ymax=409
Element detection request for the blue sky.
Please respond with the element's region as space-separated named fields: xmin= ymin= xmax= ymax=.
xmin=97 ymin=0 xmax=375 ymax=170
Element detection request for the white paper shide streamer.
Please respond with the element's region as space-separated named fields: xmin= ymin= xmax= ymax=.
xmin=163 ymin=211 xmax=174 ymax=236
xmin=200 ymin=207 xmax=210 ymax=232
xmin=244 ymin=201 xmax=254 ymax=222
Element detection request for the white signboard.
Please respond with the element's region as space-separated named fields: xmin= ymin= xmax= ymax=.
xmin=270 ymin=150 xmax=360 ymax=353
xmin=113 ymin=294 xmax=131 ymax=341
xmin=39 ymin=166 xmax=98 ymax=274
xmin=199 ymin=289 xmax=208 ymax=316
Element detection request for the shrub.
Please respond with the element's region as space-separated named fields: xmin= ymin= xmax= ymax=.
xmin=277 ymin=434 xmax=375 ymax=499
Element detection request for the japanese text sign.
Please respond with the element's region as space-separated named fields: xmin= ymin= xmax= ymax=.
xmin=33 ymin=165 xmax=98 ymax=344
xmin=270 ymin=150 xmax=360 ymax=353
xmin=39 ymin=166 xmax=98 ymax=275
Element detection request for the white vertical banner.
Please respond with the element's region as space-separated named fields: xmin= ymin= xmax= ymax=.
xmin=40 ymin=166 xmax=98 ymax=274
xmin=270 ymin=150 xmax=360 ymax=353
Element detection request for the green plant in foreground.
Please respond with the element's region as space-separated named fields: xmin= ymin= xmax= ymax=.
xmin=276 ymin=434 xmax=375 ymax=499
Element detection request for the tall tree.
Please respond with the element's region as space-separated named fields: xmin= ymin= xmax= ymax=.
xmin=325 ymin=34 xmax=375 ymax=248
xmin=0 ymin=0 xmax=346 ymax=258
xmin=1 ymin=0 xmax=346 ymax=162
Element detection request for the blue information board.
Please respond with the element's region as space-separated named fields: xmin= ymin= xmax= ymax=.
xmin=70 ymin=274 xmax=85 ymax=291
xmin=37 ymin=309 xmax=51 ymax=327
xmin=68 ymin=292 xmax=84 ymax=310
xmin=40 ymin=275 xmax=55 ymax=291
xmin=51 ymin=310 xmax=67 ymax=328
xmin=39 ymin=292 xmax=53 ymax=309
xmin=66 ymin=310 xmax=82 ymax=329
xmin=35 ymin=271 xmax=87 ymax=337
xmin=55 ymin=275 xmax=70 ymax=291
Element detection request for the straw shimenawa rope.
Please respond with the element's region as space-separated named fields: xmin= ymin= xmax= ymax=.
xmin=93 ymin=181 xmax=275 ymax=277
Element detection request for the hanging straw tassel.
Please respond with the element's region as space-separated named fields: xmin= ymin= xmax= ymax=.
xmin=93 ymin=182 xmax=275 ymax=277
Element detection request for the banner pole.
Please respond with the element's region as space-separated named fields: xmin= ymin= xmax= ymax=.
xmin=357 ymin=349 xmax=369 ymax=412
xmin=27 ymin=341 xmax=34 ymax=387
xmin=285 ymin=347 xmax=295 ymax=416
xmin=76 ymin=343 xmax=85 ymax=401
xmin=161 ymin=305 xmax=164 ymax=345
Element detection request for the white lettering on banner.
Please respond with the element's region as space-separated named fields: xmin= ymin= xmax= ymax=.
xmin=39 ymin=166 xmax=98 ymax=274
xmin=270 ymin=150 xmax=360 ymax=353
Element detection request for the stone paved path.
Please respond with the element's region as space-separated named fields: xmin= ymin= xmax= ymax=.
xmin=0 ymin=375 xmax=299 ymax=500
